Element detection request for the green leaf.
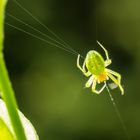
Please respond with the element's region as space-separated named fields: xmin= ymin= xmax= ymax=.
xmin=0 ymin=99 xmax=39 ymax=140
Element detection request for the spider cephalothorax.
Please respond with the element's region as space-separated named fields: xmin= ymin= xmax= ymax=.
xmin=77 ymin=41 xmax=124 ymax=95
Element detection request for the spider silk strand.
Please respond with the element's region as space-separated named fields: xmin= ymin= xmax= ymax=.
xmin=106 ymin=84 xmax=130 ymax=139
xmin=5 ymin=22 xmax=78 ymax=56
xmin=11 ymin=0 xmax=84 ymax=58
xmin=6 ymin=13 xmax=78 ymax=56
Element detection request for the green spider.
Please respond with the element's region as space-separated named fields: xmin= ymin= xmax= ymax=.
xmin=77 ymin=41 xmax=124 ymax=95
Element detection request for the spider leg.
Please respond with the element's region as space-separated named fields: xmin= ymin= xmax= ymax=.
xmin=107 ymin=72 xmax=124 ymax=95
xmin=77 ymin=54 xmax=85 ymax=73
xmin=82 ymin=60 xmax=92 ymax=76
xmin=106 ymin=68 xmax=121 ymax=83
xmin=91 ymin=79 xmax=106 ymax=94
xmin=77 ymin=54 xmax=91 ymax=77
xmin=97 ymin=41 xmax=109 ymax=60
xmin=85 ymin=75 xmax=94 ymax=88
xmin=97 ymin=41 xmax=112 ymax=66
xmin=105 ymin=59 xmax=112 ymax=67
xmin=82 ymin=60 xmax=86 ymax=72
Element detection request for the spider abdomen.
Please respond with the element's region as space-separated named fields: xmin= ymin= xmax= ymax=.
xmin=85 ymin=50 xmax=105 ymax=75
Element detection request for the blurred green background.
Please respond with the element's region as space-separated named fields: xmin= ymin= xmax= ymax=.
xmin=4 ymin=0 xmax=140 ymax=139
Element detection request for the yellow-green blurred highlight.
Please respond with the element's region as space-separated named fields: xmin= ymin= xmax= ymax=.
xmin=0 ymin=118 xmax=15 ymax=140
xmin=0 ymin=0 xmax=7 ymax=51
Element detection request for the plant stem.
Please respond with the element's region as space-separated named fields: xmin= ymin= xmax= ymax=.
xmin=0 ymin=54 xmax=27 ymax=140
xmin=0 ymin=0 xmax=27 ymax=140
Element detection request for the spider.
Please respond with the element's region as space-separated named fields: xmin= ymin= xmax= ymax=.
xmin=77 ymin=41 xmax=124 ymax=95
